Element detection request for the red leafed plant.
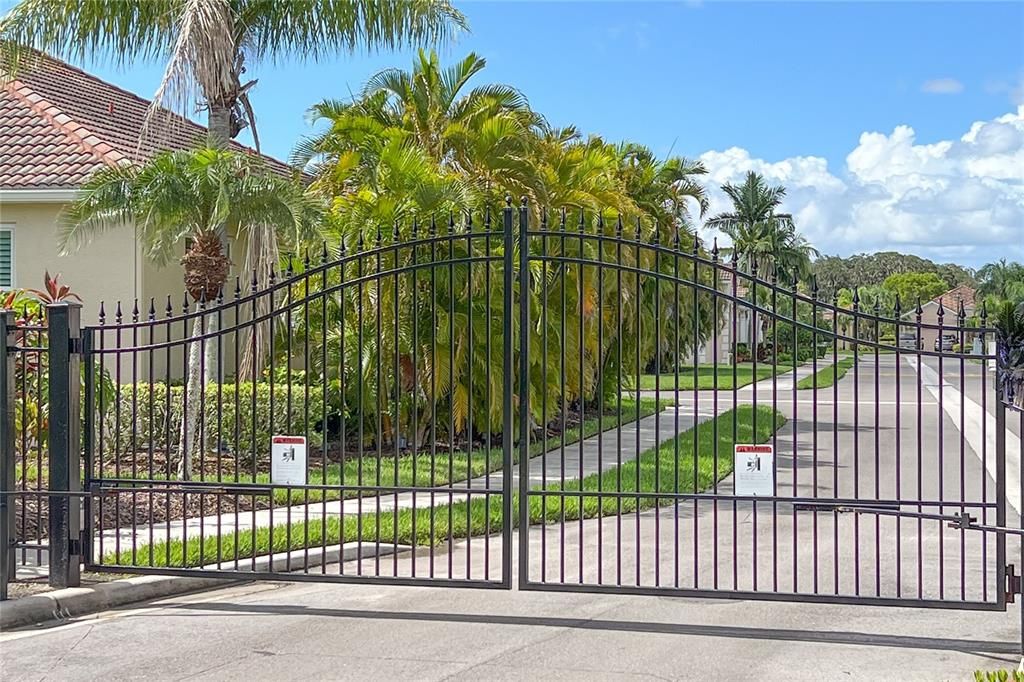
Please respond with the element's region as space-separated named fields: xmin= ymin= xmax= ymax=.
xmin=27 ymin=271 xmax=82 ymax=304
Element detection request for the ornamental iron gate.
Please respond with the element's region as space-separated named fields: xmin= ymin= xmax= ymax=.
xmin=0 ymin=200 xmax=1018 ymax=614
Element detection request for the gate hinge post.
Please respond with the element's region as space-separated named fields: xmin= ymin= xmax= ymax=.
xmin=1007 ymin=564 xmax=1021 ymax=603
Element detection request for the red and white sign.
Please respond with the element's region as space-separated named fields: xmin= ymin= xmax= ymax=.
xmin=734 ymin=444 xmax=774 ymax=497
xmin=271 ymin=435 xmax=307 ymax=486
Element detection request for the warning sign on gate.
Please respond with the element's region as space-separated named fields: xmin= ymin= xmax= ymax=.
xmin=733 ymin=444 xmax=774 ymax=497
xmin=271 ymin=435 xmax=307 ymax=486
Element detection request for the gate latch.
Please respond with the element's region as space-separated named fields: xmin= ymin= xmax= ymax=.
xmin=947 ymin=512 xmax=976 ymax=530
xmin=1007 ymin=565 xmax=1021 ymax=603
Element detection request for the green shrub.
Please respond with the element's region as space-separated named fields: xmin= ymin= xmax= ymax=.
xmin=776 ymin=352 xmax=793 ymax=364
xmin=102 ymin=381 xmax=331 ymax=457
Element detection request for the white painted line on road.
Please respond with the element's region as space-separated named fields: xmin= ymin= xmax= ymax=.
xmin=909 ymin=357 xmax=1022 ymax=514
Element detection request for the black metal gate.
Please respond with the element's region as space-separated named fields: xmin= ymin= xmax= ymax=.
xmin=77 ymin=208 xmax=517 ymax=588
xmin=0 ymin=199 xmax=1017 ymax=613
xmin=512 ymin=201 xmax=1011 ymax=610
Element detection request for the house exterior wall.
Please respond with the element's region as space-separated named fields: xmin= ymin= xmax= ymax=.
xmin=1 ymin=198 xmax=248 ymax=382
xmin=0 ymin=200 xmax=140 ymax=324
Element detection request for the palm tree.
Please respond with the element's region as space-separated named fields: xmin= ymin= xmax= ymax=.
xmin=706 ymin=171 xmax=817 ymax=282
xmin=977 ymin=259 xmax=1024 ymax=304
xmin=706 ymin=171 xmax=817 ymax=351
xmin=293 ymin=52 xmax=722 ymax=443
xmin=615 ymin=144 xmax=709 ymax=225
xmin=1 ymin=0 xmax=466 ymax=149
xmin=62 ymin=147 xmax=323 ymax=478
xmin=3 ymin=0 xmax=466 ymax=377
xmin=296 ymin=49 xmax=538 ymax=204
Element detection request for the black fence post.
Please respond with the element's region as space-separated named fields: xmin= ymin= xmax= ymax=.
xmin=0 ymin=309 xmax=16 ymax=600
xmin=47 ymin=302 xmax=82 ymax=589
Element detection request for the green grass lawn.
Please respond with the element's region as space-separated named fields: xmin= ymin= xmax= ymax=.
xmin=796 ymin=357 xmax=856 ymax=390
xmin=630 ymin=363 xmax=776 ymax=391
xmin=18 ymin=398 xmax=668 ymax=507
xmin=104 ymin=404 xmax=785 ymax=568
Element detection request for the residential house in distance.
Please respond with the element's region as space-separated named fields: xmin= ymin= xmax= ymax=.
xmin=0 ymin=53 xmax=291 ymax=325
xmin=912 ymin=283 xmax=978 ymax=352
xmin=691 ymin=268 xmax=758 ymax=364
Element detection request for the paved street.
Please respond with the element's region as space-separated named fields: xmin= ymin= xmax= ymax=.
xmin=1 ymin=543 xmax=1020 ymax=681
xmin=3 ymin=353 xmax=1023 ymax=680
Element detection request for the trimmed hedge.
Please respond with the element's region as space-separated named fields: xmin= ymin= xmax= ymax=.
xmin=101 ymin=382 xmax=331 ymax=457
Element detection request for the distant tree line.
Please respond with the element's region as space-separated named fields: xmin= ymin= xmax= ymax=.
xmin=812 ymin=252 xmax=975 ymax=302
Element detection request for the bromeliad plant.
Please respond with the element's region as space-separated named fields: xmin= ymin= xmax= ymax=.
xmin=993 ymin=299 xmax=1024 ymax=410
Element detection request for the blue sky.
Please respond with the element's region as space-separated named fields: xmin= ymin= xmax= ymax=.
xmin=50 ymin=1 xmax=1021 ymax=168
xmin=6 ymin=1 xmax=1024 ymax=265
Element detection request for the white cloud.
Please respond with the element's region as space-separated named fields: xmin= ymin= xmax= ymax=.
xmin=697 ymin=107 xmax=1024 ymax=267
xmin=921 ymin=78 xmax=965 ymax=95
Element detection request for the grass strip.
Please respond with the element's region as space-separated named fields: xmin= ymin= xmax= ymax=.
xmin=105 ymin=405 xmax=784 ymax=569
xmin=630 ymin=363 xmax=776 ymax=391
xmin=796 ymin=357 xmax=856 ymax=390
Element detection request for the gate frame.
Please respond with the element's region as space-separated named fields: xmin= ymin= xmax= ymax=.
xmin=511 ymin=200 xmax=1011 ymax=613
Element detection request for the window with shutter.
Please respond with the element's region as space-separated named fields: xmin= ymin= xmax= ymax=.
xmin=0 ymin=227 xmax=12 ymax=288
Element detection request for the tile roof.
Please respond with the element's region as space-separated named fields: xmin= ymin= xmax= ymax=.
xmin=932 ymin=283 xmax=977 ymax=313
xmin=1 ymin=53 xmax=292 ymax=189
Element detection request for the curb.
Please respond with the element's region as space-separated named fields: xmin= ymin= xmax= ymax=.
xmin=0 ymin=574 xmax=230 ymax=631
xmin=0 ymin=542 xmax=409 ymax=631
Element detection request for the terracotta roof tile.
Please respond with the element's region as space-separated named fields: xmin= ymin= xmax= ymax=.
xmin=932 ymin=284 xmax=977 ymax=312
xmin=1 ymin=53 xmax=292 ymax=189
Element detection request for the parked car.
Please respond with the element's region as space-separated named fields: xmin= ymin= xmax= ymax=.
xmin=934 ymin=333 xmax=957 ymax=352
xmin=898 ymin=331 xmax=920 ymax=350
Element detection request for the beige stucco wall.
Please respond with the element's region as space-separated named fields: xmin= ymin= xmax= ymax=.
xmin=1 ymin=199 xmax=247 ymax=381
xmin=0 ymin=201 xmax=142 ymax=324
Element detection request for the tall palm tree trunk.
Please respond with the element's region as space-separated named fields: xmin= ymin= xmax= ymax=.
xmin=178 ymin=310 xmax=216 ymax=479
xmin=176 ymin=231 xmax=230 ymax=479
xmin=207 ymin=102 xmax=234 ymax=148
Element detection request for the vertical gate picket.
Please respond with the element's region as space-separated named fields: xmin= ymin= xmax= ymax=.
xmin=513 ymin=197 xmax=530 ymax=587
